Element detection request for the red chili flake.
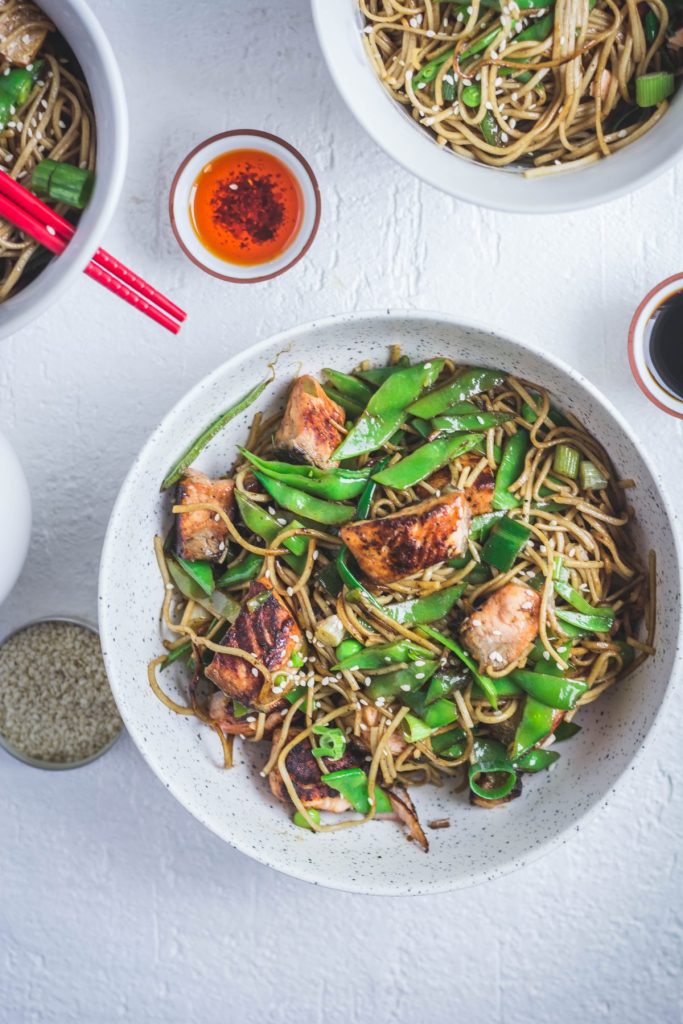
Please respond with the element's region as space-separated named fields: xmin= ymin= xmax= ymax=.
xmin=211 ymin=168 xmax=285 ymax=248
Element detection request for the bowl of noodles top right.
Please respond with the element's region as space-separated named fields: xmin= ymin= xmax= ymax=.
xmin=312 ymin=0 xmax=683 ymax=214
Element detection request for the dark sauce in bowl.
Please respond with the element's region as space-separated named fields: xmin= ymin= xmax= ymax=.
xmin=646 ymin=289 xmax=683 ymax=399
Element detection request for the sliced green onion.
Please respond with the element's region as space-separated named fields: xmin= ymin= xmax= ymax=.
xmin=579 ymin=460 xmax=608 ymax=490
xmin=552 ymin=444 xmax=580 ymax=479
xmin=480 ymin=110 xmax=502 ymax=146
xmin=289 ymin=650 xmax=305 ymax=668
xmin=311 ymin=725 xmax=346 ymax=760
xmin=285 ymin=685 xmax=307 ymax=705
xmin=246 ymin=589 xmax=271 ymax=614
xmin=31 ymin=159 xmax=95 ymax=210
xmin=636 ymin=71 xmax=674 ymax=107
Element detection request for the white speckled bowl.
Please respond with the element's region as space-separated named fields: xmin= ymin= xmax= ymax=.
xmin=99 ymin=311 xmax=682 ymax=895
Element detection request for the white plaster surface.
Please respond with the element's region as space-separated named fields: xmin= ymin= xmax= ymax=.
xmin=1 ymin=1 xmax=682 ymax=1021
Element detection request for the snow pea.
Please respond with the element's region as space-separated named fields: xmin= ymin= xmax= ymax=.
xmin=322 ymin=369 xmax=373 ymax=406
xmin=432 ymin=406 xmax=513 ymax=433
xmin=472 ymin=675 xmax=522 ymax=700
xmin=514 ymin=747 xmax=560 ymax=772
xmin=420 ymin=624 xmax=499 ymax=708
xmin=469 ymin=510 xmax=508 ymax=541
xmin=332 ymin=639 xmax=430 ymax=672
xmin=516 ymin=11 xmax=554 ymax=41
xmin=492 ymin=430 xmax=530 ymax=510
xmin=215 ymin=552 xmax=263 ymax=589
xmin=161 ymin=374 xmax=272 ymax=490
xmin=254 ymin=472 xmax=356 ymax=526
xmin=468 ymin=738 xmax=517 ymax=801
xmin=311 ymin=725 xmax=346 ymax=760
xmin=403 ymin=698 xmax=458 ymax=742
xmin=413 ymin=47 xmax=455 ymax=88
xmin=555 ymin=609 xmax=614 ymax=634
xmin=481 ymin=516 xmax=532 ymax=572
xmin=322 ymin=386 xmax=364 ymax=419
xmin=511 ymin=697 xmax=559 ymax=758
xmin=383 ymin=584 xmax=465 ymax=626
xmin=234 ymin=490 xmax=307 ymax=572
xmin=366 ymin=661 xmax=439 ymax=700
xmin=240 ymin=449 xmax=370 ymax=501
xmin=355 ymin=356 xmax=411 ymax=386
xmin=509 ymin=669 xmax=588 ymax=711
xmin=176 ymin=556 xmax=214 ymax=596
xmin=166 ymin=559 xmax=241 ymax=622
xmin=323 ymin=767 xmax=392 ymax=814
xmin=553 ymin=720 xmax=581 ymax=742
xmin=425 ymin=663 xmax=471 ymax=704
xmin=333 ymin=361 xmax=445 ymax=461
xmin=430 ymin=726 xmax=467 ymax=759
xmin=408 ymin=367 xmax=506 ymax=419
xmin=372 ymin=432 xmax=481 ymax=490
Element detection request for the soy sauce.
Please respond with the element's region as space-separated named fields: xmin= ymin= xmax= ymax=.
xmin=647 ymin=289 xmax=683 ymax=399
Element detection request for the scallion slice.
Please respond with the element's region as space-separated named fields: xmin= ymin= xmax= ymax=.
xmin=579 ymin=460 xmax=608 ymax=490
xmin=552 ymin=443 xmax=580 ymax=479
xmin=31 ymin=159 xmax=95 ymax=210
xmin=636 ymin=71 xmax=674 ymax=108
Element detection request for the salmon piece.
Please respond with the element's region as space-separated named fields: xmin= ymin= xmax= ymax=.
xmin=461 ymin=582 xmax=540 ymax=673
xmin=175 ymin=469 xmax=234 ymax=563
xmin=208 ymin=691 xmax=283 ymax=737
xmin=464 ymin=465 xmax=494 ymax=516
xmin=268 ymin=728 xmax=361 ymax=813
xmin=274 ymin=375 xmax=345 ymax=469
xmin=205 ymin=578 xmax=303 ymax=708
xmin=415 ymin=466 xmax=451 ymax=498
xmin=0 ymin=3 xmax=50 ymax=66
xmin=340 ymin=492 xmax=471 ymax=585
xmin=356 ymin=706 xmax=408 ymax=756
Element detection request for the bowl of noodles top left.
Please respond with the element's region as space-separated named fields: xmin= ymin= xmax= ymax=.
xmin=0 ymin=0 xmax=128 ymax=340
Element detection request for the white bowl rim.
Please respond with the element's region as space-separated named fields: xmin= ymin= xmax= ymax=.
xmin=0 ymin=0 xmax=128 ymax=339
xmin=311 ymin=0 xmax=683 ymax=215
xmin=99 ymin=308 xmax=683 ymax=894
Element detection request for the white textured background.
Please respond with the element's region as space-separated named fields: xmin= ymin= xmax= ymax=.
xmin=1 ymin=1 xmax=682 ymax=1021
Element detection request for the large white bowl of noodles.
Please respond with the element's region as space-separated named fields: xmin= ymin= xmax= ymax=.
xmin=0 ymin=0 xmax=127 ymax=339
xmin=99 ymin=310 xmax=681 ymax=895
xmin=312 ymin=1 xmax=683 ymax=214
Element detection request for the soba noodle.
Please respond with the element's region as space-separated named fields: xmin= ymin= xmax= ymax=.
xmin=0 ymin=3 xmax=96 ymax=301
xmin=150 ymin=354 xmax=654 ymax=842
xmin=359 ymin=0 xmax=681 ymax=171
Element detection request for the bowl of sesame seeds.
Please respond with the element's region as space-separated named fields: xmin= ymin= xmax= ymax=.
xmin=0 ymin=616 xmax=123 ymax=769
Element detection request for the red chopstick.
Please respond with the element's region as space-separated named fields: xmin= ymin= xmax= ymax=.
xmin=0 ymin=171 xmax=186 ymax=333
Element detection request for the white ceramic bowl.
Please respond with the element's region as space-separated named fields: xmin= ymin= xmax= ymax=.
xmin=0 ymin=431 xmax=31 ymax=605
xmin=169 ymin=130 xmax=321 ymax=284
xmin=0 ymin=0 xmax=128 ymax=340
xmin=312 ymin=0 xmax=683 ymax=214
xmin=99 ymin=310 xmax=682 ymax=895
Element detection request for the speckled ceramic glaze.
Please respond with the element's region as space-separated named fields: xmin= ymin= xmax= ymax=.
xmin=99 ymin=311 xmax=682 ymax=895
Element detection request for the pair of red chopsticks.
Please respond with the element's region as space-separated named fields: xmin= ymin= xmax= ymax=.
xmin=0 ymin=170 xmax=186 ymax=334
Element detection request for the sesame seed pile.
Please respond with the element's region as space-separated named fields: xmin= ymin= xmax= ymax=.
xmin=0 ymin=621 xmax=122 ymax=764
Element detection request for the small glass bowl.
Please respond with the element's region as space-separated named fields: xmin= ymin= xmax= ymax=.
xmin=0 ymin=615 xmax=124 ymax=771
xmin=628 ymin=272 xmax=683 ymax=420
xmin=169 ymin=129 xmax=321 ymax=284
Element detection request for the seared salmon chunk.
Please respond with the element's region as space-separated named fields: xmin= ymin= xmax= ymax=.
xmin=340 ymin=492 xmax=471 ymax=585
xmin=274 ymin=375 xmax=346 ymax=469
xmin=175 ymin=469 xmax=234 ymax=563
xmin=461 ymin=582 xmax=540 ymax=673
xmin=208 ymin=691 xmax=283 ymax=737
xmin=268 ymin=728 xmax=361 ymax=813
xmin=463 ymin=466 xmax=495 ymax=516
xmin=205 ymin=578 xmax=303 ymax=708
